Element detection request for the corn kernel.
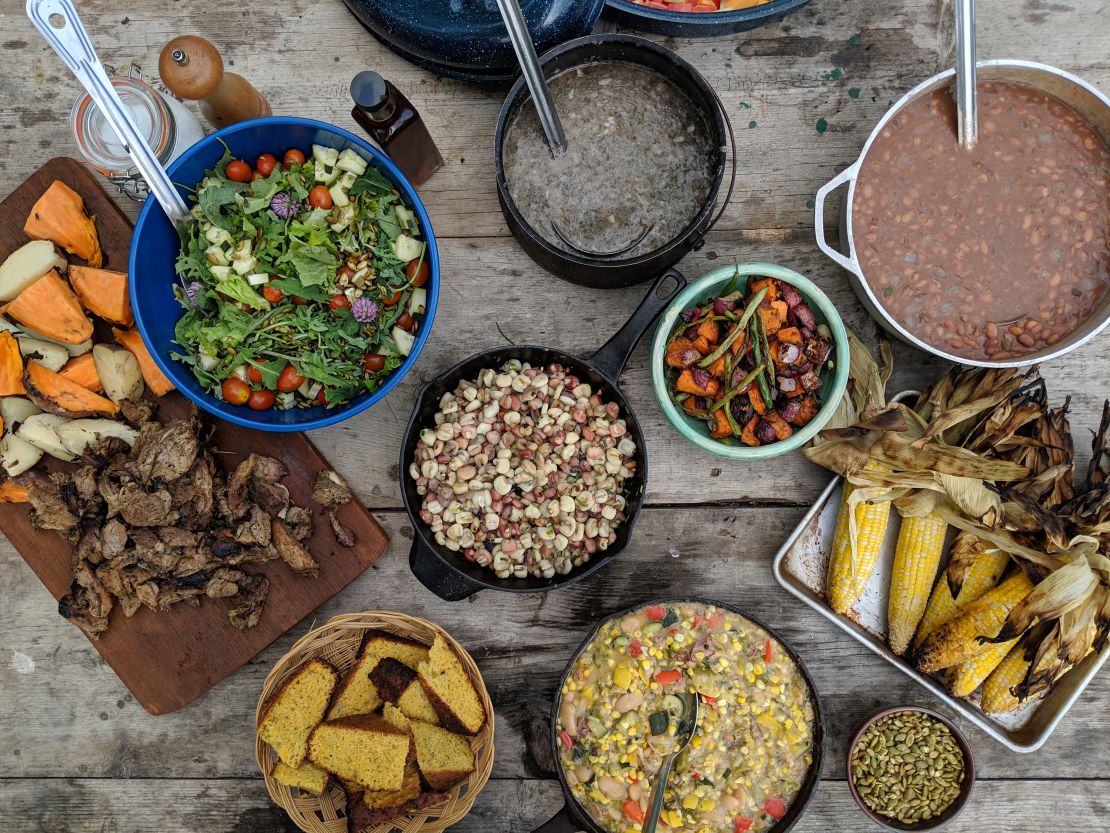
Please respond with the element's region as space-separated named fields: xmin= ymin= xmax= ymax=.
xmin=700 ymin=799 xmax=716 ymax=812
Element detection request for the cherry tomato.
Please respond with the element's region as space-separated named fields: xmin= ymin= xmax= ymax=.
xmin=316 ymin=387 xmax=328 ymax=406
xmin=629 ymin=639 xmax=643 ymax=658
xmin=248 ymin=389 xmax=276 ymax=410
xmin=762 ymin=799 xmax=787 ymax=821
xmin=645 ymin=605 xmax=666 ymax=622
xmin=653 ymin=668 xmax=682 ymax=686
xmin=396 ymin=312 xmax=416 ymax=332
xmin=363 ymin=353 xmax=386 ymax=373
xmin=251 ymin=170 xmax=264 ymax=181
xmin=622 ymin=800 xmax=645 ymax=824
xmin=247 ymin=365 xmax=263 ymax=384
xmin=255 ymin=153 xmax=278 ymax=176
xmin=734 ymin=819 xmax=754 ymax=833
xmin=404 ymin=258 xmax=430 ymax=287
xmin=309 ymin=184 xmax=333 ymax=210
xmin=558 ymin=731 xmax=573 ymax=751
xmin=262 ymin=284 xmax=284 ymax=304
xmin=328 ymin=294 xmax=352 ymax=312
xmin=221 ymin=377 xmax=251 ymax=405
xmin=283 ymin=148 xmax=306 ymax=169
xmin=383 ymin=289 xmax=403 ymax=306
xmin=277 ymin=365 xmax=306 ymax=393
xmin=225 ymin=159 xmax=252 ymax=182
xmin=292 ymin=295 xmax=311 ymax=306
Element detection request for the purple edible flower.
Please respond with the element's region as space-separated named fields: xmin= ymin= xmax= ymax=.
xmin=270 ymin=191 xmax=299 ymax=219
xmin=186 ymin=281 xmax=203 ymax=302
xmin=351 ymin=296 xmax=379 ymax=324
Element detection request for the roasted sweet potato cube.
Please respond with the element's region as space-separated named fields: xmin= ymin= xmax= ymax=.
xmin=749 ymin=384 xmax=768 ymax=415
xmin=707 ymin=355 xmax=727 ymax=377
xmin=758 ymin=300 xmax=788 ymax=336
xmin=776 ymin=327 xmax=803 ymax=346
xmin=763 ymin=411 xmax=794 ymax=441
xmin=665 ymin=337 xmax=702 ymax=369
xmin=696 ymin=319 xmax=720 ymax=344
xmin=789 ymin=395 xmax=821 ymax=427
xmin=709 ymin=407 xmax=732 ymax=439
xmin=749 ymin=277 xmax=779 ymax=301
xmin=740 ymin=414 xmax=760 ymax=446
xmin=728 ymin=326 xmax=748 ymax=356
xmin=676 ymin=369 xmax=721 ymax=398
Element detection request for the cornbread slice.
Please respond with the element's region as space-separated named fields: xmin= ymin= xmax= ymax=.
xmin=362 ymin=762 xmax=422 ymax=810
xmin=326 ymin=630 xmax=431 ymax=720
xmin=417 ymin=635 xmax=487 ymax=734
xmin=371 ymin=658 xmax=441 ymax=726
xmin=382 ymin=702 xmax=410 ymax=732
xmin=258 ymin=658 xmax=339 ymax=767
xmin=410 ymin=720 xmax=475 ymax=791
xmin=272 ymin=760 xmax=329 ymax=796
xmin=308 ymin=714 xmax=409 ymax=791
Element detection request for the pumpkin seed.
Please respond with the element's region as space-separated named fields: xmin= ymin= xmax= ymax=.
xmin=850 ymin=711 xmax=965 ymax=824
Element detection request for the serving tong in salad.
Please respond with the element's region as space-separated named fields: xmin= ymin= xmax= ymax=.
xmin=27 ymin=0 xmax=192 ymax=240
xmin=642 ymin=691 xmax=701 ymax=833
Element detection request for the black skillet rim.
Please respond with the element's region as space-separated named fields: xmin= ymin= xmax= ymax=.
xmin=494 ymin=33 xmax=728 ymax=270
xmin=544 ymin=596 xmax=827 ymax=833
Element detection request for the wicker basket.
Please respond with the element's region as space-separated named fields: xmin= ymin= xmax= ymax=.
xmin=255 ymin=612 xmax=495 ymax=833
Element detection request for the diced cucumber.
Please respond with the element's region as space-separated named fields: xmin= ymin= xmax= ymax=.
xmin=198 ymin=350 xmax=218 ymax=372
xmin=204 ymin=245 xmax=229 ymax=267
xmin=313 ymin=145 xmax=341 ymax=184
xmin=232 ymin=255 xmax=258 ymax=276
xmin=204 ymin=226 xmax=233 ymax=245
xmin=329 ymin=172 xmax=358 ymax=207
xmin=408 ymin=287 xmax=427 ymax=316
xmin=336 ymin=148 xmax=368 ymax=175
xmin=246 ymin=273 xmax=269 ymax=287
xmin=392 ymin=326 xmax=416 ymax=356
xmin=395 ymin=205 xmax=418 ymax=233
xmin=276 ymin=391 xmax=295 ymax=410
xmin=391 ymin=234 xmax=423 ymax=263
xmin=329 ymin=204 xmax=355 ymax=232
xmin=209 ymin=265 xmax=232 ymax=280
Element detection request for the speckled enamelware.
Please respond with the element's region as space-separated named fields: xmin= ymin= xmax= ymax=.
xmin=650 ymin=263 xmax=849 ymax=460
xmin=342 ymin=0 xmax=605 ymax=82
xmin=605 ymin=0 xmax=811 ymax=37
xmin=846 ymin=707 xmax=976 ymax=831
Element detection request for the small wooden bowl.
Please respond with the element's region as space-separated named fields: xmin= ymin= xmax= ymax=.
xmin=255 ymin=612 xmax=495 ymax=833
xmin=846 ymin=707 xmax=975 ymax=831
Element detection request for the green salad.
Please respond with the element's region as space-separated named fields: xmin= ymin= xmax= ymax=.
xmin=172 ymin=144 xmax=430 ymax=411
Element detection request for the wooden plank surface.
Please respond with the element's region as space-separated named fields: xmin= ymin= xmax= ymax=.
xmin=0 ymin=158 xmax=390 ymax=715
xmin=1 ymin=0 xmax=1108 ymax=829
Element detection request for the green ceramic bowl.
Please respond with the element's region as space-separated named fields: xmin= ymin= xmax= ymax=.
xmin=650 ymin=263 xmax=849 ymax=460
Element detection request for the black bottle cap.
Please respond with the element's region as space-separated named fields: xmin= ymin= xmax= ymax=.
xmin=351 ymin=71 xmax=390 ymax=113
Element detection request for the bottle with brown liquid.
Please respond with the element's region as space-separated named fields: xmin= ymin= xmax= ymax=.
xmin=351 ymin=71 xmax=443 ymax=187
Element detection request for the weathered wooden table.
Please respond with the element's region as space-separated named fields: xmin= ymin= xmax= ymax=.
xmin=1 ymin=0 xmax=1107 ymax=830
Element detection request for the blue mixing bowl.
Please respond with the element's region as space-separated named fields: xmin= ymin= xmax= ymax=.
xmin=129 ymin=117 xmax=439 ymax=432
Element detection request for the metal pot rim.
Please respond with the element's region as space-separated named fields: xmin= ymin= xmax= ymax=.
xmin=816 ymin=59 xmax=1110 ymax=368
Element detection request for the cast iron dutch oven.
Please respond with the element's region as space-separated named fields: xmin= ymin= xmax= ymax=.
xmin=532 ymin=597 xmax=826 ymax=832
xmin=495 ymin=35 xmax=735 ymax=289
xmin=400 ymin=271 xmax=685 ymax=600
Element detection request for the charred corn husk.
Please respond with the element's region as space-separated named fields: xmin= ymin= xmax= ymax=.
xmin=915 ymin=572 xmax=1035 ymax=672
xmin=949 ymin=636 xmax=1019 ymax=697
xmin=913 ymin=542 xmax=1009 ymax=650
xmin=827 ymin=473 xmax=892 ymax=615
xmin=888 ymin=511 xmax=947 ymax=655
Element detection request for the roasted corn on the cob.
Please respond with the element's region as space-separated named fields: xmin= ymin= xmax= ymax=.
xmin=827 ymin=478 xmax=892 ymax=615
xmin=913 ymin=542 xmax=1009 ymax=650
xmin=949 ymin=636 xmax=1019 ymax=697
xmin=887 ymin=511 xmax=947 ymax=655
xmin=980 ymin=643 xmax=1036 ymax=714
xmin=915 ymin=572 xmax=1034 ymax=672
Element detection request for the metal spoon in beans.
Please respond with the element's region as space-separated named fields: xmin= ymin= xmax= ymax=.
xmin=410 ymin=361 xmax=637 ymax=580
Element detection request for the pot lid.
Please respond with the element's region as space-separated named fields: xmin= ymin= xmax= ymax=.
xmin=342 ymin=0 xmax=605 ymax=82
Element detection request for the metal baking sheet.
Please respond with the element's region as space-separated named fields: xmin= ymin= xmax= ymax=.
xmin=773 ymin=473 xmax=1107 ymax=752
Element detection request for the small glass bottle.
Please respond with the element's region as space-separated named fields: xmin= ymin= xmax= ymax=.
xmin=71 ymin=72 xmax=205 ymax=201
xmin=350 ymin=71 xmax=443 ymax=187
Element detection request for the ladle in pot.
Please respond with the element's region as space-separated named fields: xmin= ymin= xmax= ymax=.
xmin=642 ymin=692 xmax=701 ymax=833
xmin=27 ymin=0 xmax=192 ymax=239
xmin=954 ymin=0 xmax=978 ymax=149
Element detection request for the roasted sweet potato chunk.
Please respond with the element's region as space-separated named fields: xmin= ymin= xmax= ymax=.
xmin=0 ymin=330 xmax=25 ymax=395
xmin=24 ymin=181 xmax=102 ymax=267
xmin=68 ymin=266 xmax=132 ymax=327
xmin=3 ymin=270 xmax=93 ymax=345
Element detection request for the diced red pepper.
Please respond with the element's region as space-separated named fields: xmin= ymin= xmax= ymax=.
xmin=623 ymin=800 xmax=646 ymax=824
xmin=763 ymin=798 xmax=787 ymax=820
xmin=735 ymin=818 xmax=754 ymax=832
xmin=558 ymin=731 xmax=573 ymax=751
xmin=692 ymin=771 xmax=701 ymax=780
xmin=630 ymin=639 xmax=643 ymax=658
xmin=692 ymin=615 xmax=704 ymax=627
xmin=703 ymin=695 xmax=717 ymax=705
xmin=706 ymin=610 xmax=725 ymax=630
xmin=654 ymin=668 xmax=682 ymax=686
xmin=764 ymin=638 xmax=773 ymax=664
xmin=645 ymin=605 xmax=666 ymax=621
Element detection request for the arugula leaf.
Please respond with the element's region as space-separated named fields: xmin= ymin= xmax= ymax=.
xmin=269 ymin=278 xmax=331 ymax=301
xmin=349 ymin=167 xmax=394 ymax=196
xmin=285 ymin=243 xmax=337 ymax=286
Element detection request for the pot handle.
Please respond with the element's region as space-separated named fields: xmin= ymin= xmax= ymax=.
xmin=531 ymin=802 xmax=583 ymax=833
xmin=588 ymin=269 xmax=687 ymax=381
xmin=409 ymin=537 xmax=484 ymax=602
xmin=813 ymin=164 xmax=860 ymax=275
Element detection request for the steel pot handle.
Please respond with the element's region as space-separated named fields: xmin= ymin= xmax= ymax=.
xmin=588 ymin=268 xmax=687 ymax=381
xmin=409 ymin=538 xmax=484 ymax=602
xmin=813 ymin=163 xmax=860 ymax=275
xmin=531 ymin=802 xmax=584 ymax=833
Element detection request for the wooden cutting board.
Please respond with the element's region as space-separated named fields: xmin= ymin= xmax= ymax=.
xmin=0 ymin=158 xmax=390 ymax=715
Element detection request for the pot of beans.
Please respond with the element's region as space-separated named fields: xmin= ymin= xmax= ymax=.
xmin=531 ymin=598 xmax=825 ymax=833
xmin=400 ymin=270 xmax=685 ymax=600
xmin=815 ymin=60 xmax=1110 ymax=367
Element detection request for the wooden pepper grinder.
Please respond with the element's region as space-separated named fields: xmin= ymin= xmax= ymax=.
xmin=158 ymin=35 xmax=271 ymax=129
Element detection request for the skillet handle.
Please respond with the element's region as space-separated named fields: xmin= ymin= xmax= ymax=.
xmin=531 ymin=802 xmax=583 ymax=833
xmin=409 ymin=538 xmax=483 ymax=602
xmin=588 ymin=269 xmax=686 ymax=381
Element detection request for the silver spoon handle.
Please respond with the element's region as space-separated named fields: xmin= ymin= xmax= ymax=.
xmin=641 ymin=752 xmax=677 ymax=833
xmin=954 ymin=0 xmax=978 ymax=149
xmin=494 ymin=0 xmax=566 ymax=157
xmin=27 ymin=0 xmax=191 ymax=228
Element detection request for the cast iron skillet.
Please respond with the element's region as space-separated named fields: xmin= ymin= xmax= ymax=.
xmin=495 ymin=35 xmax=735 ymax=289
xmin=533 ymin=597 xmax=826 ymax=832
xmin=400 ymin=270 xmax=685 ymax=601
